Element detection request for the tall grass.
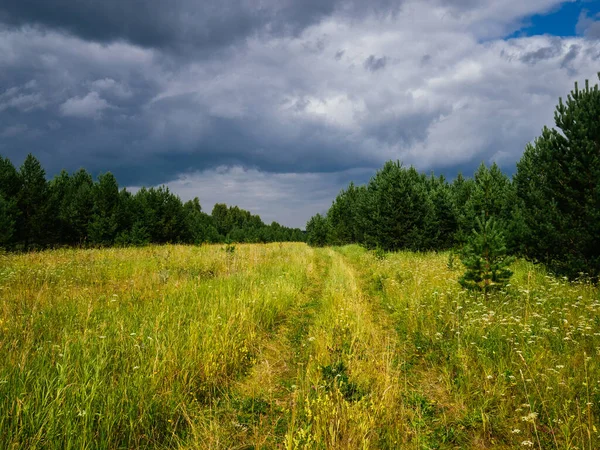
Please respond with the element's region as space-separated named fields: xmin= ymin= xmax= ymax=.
xmin=340 ymin=245 xmax=600 ymax=449
xmin=0 ymin=244 xmax=309 ymax=449
xmin=1 ymin=243 xmax=598 ymax=448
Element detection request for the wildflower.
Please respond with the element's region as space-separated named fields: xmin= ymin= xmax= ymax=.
xmin=521 ymin=412 xmax=538 ymax=423
xmin=521 ymin=440 xmax=534 ymax=447
xmin=512 ymin=429 xmax=521 ymax=434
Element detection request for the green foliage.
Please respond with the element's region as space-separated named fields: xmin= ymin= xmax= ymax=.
xmin=88 ymin=173 xmax=120 ymax=246
xmin=0 ymin=156 xmax=21 ymax=199
xmin=115 ymin=221 xmax=151 ymax=247
xmin=373 ymin=246 xmax=387 ymax=260
xmin=459 ymin=214 xmax=514 ymax=294
xmin=16 ymin=154 xmax=51 ymax=248
xmin=426 ymin=174 xmax=458 ymax=249
xmin=320 ymin=361 xmax=361 ymax=401
xmin=306 ymin=213 xmax=330 ymax=247
xmin=446 ymin=251 xmax=457 ymax=271
xmin=327 ymin=182 xmax=366 ymax=245
xmin=363 ymin=162 xmax=435 ymax=251
xmin=0 ymin=154 xmax=304 ymax=249
xmin=515 ymin=74 xmax=600 ymax=279
xmin=0 ymin=194 xmax=17 ymax=248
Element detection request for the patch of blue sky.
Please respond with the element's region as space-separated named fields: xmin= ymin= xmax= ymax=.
xmin=508 ymin=0 xmax=600 ymax=38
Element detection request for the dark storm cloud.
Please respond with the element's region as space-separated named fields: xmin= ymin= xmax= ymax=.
xmin=1 ymin=0 xmax=599 ymax=228
xmin=0 ymin=0 xmax=402 ymax=53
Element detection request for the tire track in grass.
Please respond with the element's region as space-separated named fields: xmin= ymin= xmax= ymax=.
xmin=285 ymin=248 xmax=408 ymax=449
xmin=182 ymin=246 xmax=330 ymax=449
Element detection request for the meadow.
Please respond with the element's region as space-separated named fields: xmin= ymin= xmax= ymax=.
xmin=0 ymin=243 xmax=599 ymax=449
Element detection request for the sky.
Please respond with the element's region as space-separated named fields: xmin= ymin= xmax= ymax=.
xmin=0 ymin=0 xmax=599 ymax=228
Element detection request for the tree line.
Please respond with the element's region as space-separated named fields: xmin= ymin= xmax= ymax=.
xmin=307 ymin=74 xmax=600 ymax=280
xmin=0 ymin=156 xmax=305 ymax=250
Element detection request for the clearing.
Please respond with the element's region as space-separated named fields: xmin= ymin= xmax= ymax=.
xmin=1 ymin=243 xmax=599 ymax=449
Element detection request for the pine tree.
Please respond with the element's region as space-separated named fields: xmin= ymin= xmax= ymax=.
xmin=88 ymin=173 xmax=120 ymax=246
xmin=0 ymin=194 xmax=17 ymax=248
xmin=0 ymin=156 xmax=21 ymax=199
xmin=460 ymin=214 xmax=514 ymax=297
xmin=0 ymin=156 xmax=21 ymax=249
xmin=459 ymin=163 xmax=516 ymax=248
xmin=306 ymin=214 xmax=330 ymax=247
xmin=16 ymin=154 xmax=50 ymax=248
xmin=426 ymin=174 xmax=458 ymax=249
xmin=514 ymin=74 xmax=600 ymax=278
xmin=328 ymin=182 xmax=364 ymax=245
xmin=364 ymin=161 xmax=435 ymax=251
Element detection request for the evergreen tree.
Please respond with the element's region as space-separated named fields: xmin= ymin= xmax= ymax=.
xmin=88 ymin=173 xmax=120 ymax=246
xmin=0 ymin=194 xmax=17 ymax=248
xmin=16 ymin=154 xmax=51 ymax=248
xmin=327 ymin=183 xmax=363 ymax=245
xmin=67 ymin=169 xmax=95 ymax=245
xmin=459 ymin=163 xmax=515 ymax=247
xmin=514 ymin=74 xmax=600 ymax=278
xmin=363 ymin=161 xmax=435 ymax=251
xmin=426 ymin=174 xmax=458 ymax=249
xmin=48 ymin=170 xmax=69 ymax=243
xmin=0 ymin=157 xmax=21 ymax=249
xmin=306 ymin=214 xmax=330 ymax=247
xmin=0 ymin=156 xmax=21 ymax=200
xmin=459 ymin=214 xmax=514 ymax=296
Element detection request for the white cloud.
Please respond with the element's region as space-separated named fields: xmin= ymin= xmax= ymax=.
xmin=130 ymin=166 xmax=372 ymax=228
xmin=90 ymin=78 xmax=133 ymax=99
xmin=60 ymin=91 xmax=111 ymax=118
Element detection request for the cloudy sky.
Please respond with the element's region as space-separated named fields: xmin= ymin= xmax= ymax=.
xmin=1 ymin=0 xmax=599 ymax=227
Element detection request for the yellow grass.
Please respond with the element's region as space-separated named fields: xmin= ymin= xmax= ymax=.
xmin=0 ymin=243 xmax=598 ymax=449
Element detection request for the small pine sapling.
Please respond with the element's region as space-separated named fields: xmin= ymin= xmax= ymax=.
xmin=459 ymin=214 xmax=514 ymax=298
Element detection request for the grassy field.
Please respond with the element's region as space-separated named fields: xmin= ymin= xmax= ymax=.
xmin=0 ymin=243 xmax=599 ymax=449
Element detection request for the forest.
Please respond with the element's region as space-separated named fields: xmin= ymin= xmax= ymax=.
xmin=2 ymin=76 xmax=599 ymax=283
xmin=306 ymin=75 xmax=600 ymax=281
xmin=0 ymin=156 xmax=305 ymax=249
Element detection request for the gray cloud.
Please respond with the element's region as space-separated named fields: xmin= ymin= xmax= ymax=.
xmin=520 ymin=40 xmax=561 ymax=64
xmin=0 ymin=0 xmax=598 ymax=227
xmin=0 ymin=0 xmax=402 ymax=54
xmin=364 ymin=55 xmax=387 ymax=71
xmin=0 ymin=81 xmax=46 ymax=112
xmin=60 ymin=92 xmax=111 ymax=118
xmin=576 ymin=10 xmax=600 ymax=39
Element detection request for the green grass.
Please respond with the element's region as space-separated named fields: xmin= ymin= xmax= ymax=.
xmin=0 ymin=243 xmax=599 ymax=448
